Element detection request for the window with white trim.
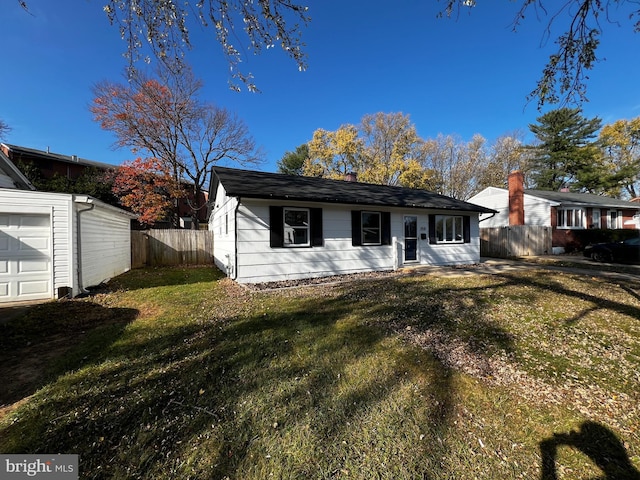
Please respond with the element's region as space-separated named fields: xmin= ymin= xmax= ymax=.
xmin=361 ymin=211 xmax=381 ymax=245
xmin=607 ymin=209 xmax=623 ymax=229
xmin=557 ymin=208 xmax=585 ymax=229
xmin=591 ymin=209 xmax=601 ymax=229
xmin=435 ymin=215 xmax=464 ymax=243
xmin=283 ymin=207 xmax=310 ymax=246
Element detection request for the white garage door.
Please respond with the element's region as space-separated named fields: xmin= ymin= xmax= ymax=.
xmin=0 ymin=213 xmax=52 ymax=303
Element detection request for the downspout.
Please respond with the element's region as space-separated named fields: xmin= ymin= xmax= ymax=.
xmin=76 ymin=200 xmax=95 ymax=295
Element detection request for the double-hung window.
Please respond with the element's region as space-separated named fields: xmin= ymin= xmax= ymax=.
xmin=591 ymin=209 xmax=601 ymax=229
xmin=270 ymin=206 xmax=323 ymax=248
xmin=557 ymin=208 xmax=585 ymax=229
xmin=607 ymin=210 xmax=623 ymax=229
xmin=351 ymin=211 xmax=391 ymax=246
xmin=283 ymin=207 xmax=310 ymax=247
xmin=361 ymin=212 xmax=381 ymax=245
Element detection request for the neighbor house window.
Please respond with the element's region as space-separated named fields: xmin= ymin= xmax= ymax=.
xmin=428 ymin=214 xmax=471 ymax=244
xmin=608 ymin=210 xmax=623 ymax=229
xmin=557 ymin=208 xmax=585 ymax=229
xmin=283 ymin=207 xmax=310 ymax=246
xmin=591 ymin=209 xmax=601 ymax=229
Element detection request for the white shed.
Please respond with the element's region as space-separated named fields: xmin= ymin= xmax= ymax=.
xmin=0 ymin=189 xmax=135 ymax=303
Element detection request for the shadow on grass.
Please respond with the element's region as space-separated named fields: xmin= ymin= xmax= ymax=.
xmin=0 ymin=274 xmax=517 ymax=479
xmin=491 ymin=270 xmax=640 ymax=326
xmin=0 ymin=301 xmax=138 ymax=408
xmin=105 ymin=265 xmax=225 ymax=291
xmin=540 ymin=421 xmax=640 ymax=480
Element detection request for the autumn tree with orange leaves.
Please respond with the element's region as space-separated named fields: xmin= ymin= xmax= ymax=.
xmin=112 ymin=157 xmax=182 ymax=227
xmin=91 ymin=64 xmax=262 ymax=228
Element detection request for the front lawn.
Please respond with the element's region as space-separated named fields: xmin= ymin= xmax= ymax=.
xmin=1 ymin=266 xmax=639 ymax=479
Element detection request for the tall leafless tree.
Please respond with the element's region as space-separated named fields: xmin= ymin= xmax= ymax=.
xmin=91 ymin=64 xmax=263 ymax=228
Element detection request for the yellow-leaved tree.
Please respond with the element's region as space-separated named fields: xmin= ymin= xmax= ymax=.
xmin=599 ymin=117 xmax=640 ymax=198
xmin=304 ymin=125 xmax=364 ymax=180
xmin=305 ymin=112 xmax=437 ymax=189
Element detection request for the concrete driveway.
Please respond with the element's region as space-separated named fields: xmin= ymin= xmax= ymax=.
xmin=0 ymin=299 xmax=52 ymax=324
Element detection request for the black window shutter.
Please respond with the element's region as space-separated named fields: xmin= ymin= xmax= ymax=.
xmin=381 ymin=212 xmax=391 ymax=245
xmin=269 ymin=206 xmax=284 ymax=248
xmin=428 ymin=215 xmax=437 ymax=244
xmin=463 ymin=215 xmax=471 ymax=243
xmin=310 ymin=208 xmax=323 ymax=247
xmin=351 ymin=211 xmax=362 ymax=246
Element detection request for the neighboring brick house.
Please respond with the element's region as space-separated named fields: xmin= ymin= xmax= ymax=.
xmin=468 ymin=171 xmax=640 ymax=253
xmin=1 ymin=143 xmax=208 ymax=227
xmin=1 ymin=143 xmax=115 ymax=181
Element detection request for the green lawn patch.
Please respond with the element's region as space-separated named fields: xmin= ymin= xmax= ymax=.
xmin=1 ymin=266 xmax=639 ymax=479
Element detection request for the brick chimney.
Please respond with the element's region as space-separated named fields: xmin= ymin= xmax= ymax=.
xmin=344 ymin=172 xmax=358 ymax=182
xmin=508 ymin=170 xmax=525 ymax=226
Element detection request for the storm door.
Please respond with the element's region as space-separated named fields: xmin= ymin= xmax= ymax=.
xmin=404 ymin=215 xmax=418 ymax=262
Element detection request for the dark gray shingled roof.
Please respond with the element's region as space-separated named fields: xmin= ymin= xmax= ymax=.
xmin=2 ymin=143 xmax=116 ymax=171
xmin=525 ymin=189 xmax=640 ymax=209
xmin=211 ymin=166 xmax=495 ymax=213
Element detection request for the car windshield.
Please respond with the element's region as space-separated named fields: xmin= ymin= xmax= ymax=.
xmin=624 ymin=237 xmax=640 ymax=246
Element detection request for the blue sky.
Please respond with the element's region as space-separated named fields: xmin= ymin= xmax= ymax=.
xmin=2 ymin=0 xmax=639 ymax=174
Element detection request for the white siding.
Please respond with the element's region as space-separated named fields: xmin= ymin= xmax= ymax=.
xmin=0 ymin=190 xmax=133 ymax=301
xmin=524 ymin=196 xmax=553 ymax=226
xmin=209 ymin=184 xmax=238 ymax=277
xmin=0 ymin=173 xmax=15 ymax=189
xmin=469 ymin=188 xmax=554 ymax=227
xmin=469 ymin=188 xmax=510 ymax=227
xmin=77 ymin=202 xmax=132 ymax=289
xmin=234 ymin=199 xmax=481 ymax=283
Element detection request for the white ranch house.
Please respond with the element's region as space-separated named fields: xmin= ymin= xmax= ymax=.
xmin=208 ymin=167 xmax=495 ymax=283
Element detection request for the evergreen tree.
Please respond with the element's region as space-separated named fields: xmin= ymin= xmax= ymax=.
xmin=527 ymin=108 xmax=602 ymax=191
xmin=277 ymin=144 xmax=309 ymax=176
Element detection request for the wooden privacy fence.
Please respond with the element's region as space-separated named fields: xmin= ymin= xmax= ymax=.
xmin=480 ymin=226 xmax=552 ymax=258
xmin=131 ymin=230 xmax=214 ymax=268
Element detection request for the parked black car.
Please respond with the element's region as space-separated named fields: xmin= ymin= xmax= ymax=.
xmin=584 ymin=237 xmax=640 ymax=263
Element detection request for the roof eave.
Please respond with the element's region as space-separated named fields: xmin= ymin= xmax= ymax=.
xmin=225 ymin=191 xmax=495 ymax=213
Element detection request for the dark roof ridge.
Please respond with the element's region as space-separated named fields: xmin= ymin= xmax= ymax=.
xmin=524 ymin=188 xmax=640 ymax=208
xmin=212 ymin=166 xmax=495 ymax=213
xmin=2 ymin=143 xmax=117 ymax=170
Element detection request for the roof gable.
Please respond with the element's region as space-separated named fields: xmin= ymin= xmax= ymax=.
xmin=0 ymin=148 xmax=35 ymax=190
xmin=212 ymin=166 xmax=495 ymax=213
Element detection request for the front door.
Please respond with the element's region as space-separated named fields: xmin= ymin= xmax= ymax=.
xmin=404 ymin=215 xmax=417 ymax=262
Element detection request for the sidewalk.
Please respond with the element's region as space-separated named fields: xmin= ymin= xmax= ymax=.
xmin=402 ymin=255 xmax=640 ymax=283
xmin=486 ymin=255 xmax=640 ymax=282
